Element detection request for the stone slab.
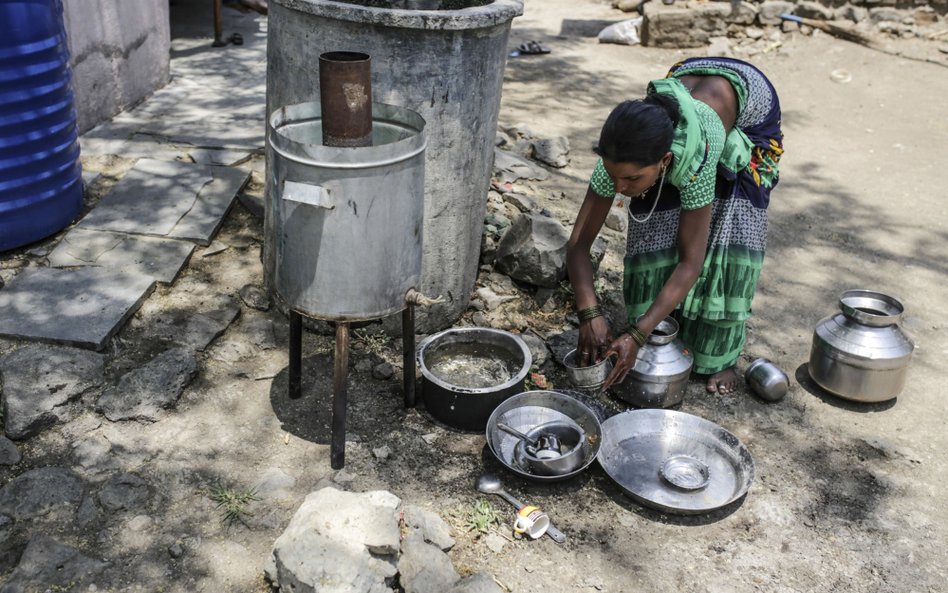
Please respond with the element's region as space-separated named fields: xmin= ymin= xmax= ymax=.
xmin=0 ymin=345 xmax=106 ymax=440
xmin=0 ymin=468 xmax=84 ymax=521
xmin=0 ymin=535 xmax=109 ymax=593
xmin=48 ymin=229 xmax=195 ymax=284
xmin=76 ymin=159 xmax=250 ymax=246
xmin=96 ymin=347 xmax=198 ymax=422
xmin=0 ymin=267 xmax=155 ymax=350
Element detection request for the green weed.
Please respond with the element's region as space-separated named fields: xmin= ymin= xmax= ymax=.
xmin=202 ymin=482 xmax=260 ymax=527
xmin=465 ymin=498 xmax=503 ymax=533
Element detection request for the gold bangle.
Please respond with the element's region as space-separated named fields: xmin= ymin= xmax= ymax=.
xmin=577 ymin=305 xmax=603 ymax=323
xmin=628 ymin=326 xmax=648 ymax=347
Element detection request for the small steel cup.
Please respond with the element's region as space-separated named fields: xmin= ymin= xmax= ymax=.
xmin=745 ymin=358 xmax=789 ymax=402
xmin=563 ymin=349 xmax=613 ymax=390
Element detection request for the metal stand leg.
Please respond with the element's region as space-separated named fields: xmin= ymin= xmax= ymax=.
xmin=289 ymin=310 xmax=302 ymax=400
xmin=331 ymin=322 xmax=350 ymax=470
xmin=402 ymin=305 xmax=416 ymax=408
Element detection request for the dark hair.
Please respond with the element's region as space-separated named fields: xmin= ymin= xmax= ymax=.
xmin=595 ymin=93 xmax=680 ymax=165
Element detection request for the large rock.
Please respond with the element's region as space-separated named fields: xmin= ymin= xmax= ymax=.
xmin=95 ymin=347 xmax=198 ymax=422
xmin=397 ymin=532 xmax=460 ymax=593
xmin=0 ymin=535 xmax=108 ymax=593
xmin=0 ymin=467 xmax=84 ymax=521
xmin=0 ymin=346 xmax=105 ymax=440
xmin=642 ymin=1 xmax=729 ymax=48
xmin=266 ymin=487 xmax=401 ymax=593
xmin=494 ymin=213 xmax=570 ymax=288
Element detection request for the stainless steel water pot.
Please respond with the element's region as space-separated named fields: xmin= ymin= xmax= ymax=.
xmin=809 ymin=289 xmax=914 ymax=403
xmin=612 ymin=317 xmax=694 ymax=408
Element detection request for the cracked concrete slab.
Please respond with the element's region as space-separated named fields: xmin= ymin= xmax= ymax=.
xmin=75 ymin=159 xmax=249 ymax=245
xmin=48 ymin=229 xmax=195 ymax=284
xmin=0 ymin=267 xmax=155 ymax=350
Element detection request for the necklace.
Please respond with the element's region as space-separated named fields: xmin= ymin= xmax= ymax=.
xmin=629 ymin=166 xmax=666 ymax=224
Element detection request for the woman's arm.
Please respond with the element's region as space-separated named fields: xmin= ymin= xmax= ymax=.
xmin=601 ymin=202 xmax=712 ymax=389
xmin=566 ymin=186 xmax=614 ymax=366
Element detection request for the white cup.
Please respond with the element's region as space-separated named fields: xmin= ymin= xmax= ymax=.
xmin=513 ymin=505 xmax=550 ymax=539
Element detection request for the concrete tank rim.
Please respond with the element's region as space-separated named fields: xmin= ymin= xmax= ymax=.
xmin=273 ymin=0 xmax=524 ymax=31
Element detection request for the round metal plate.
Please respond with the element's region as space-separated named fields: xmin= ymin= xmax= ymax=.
xmin=597 ymin=409 xmax=755 ymax=514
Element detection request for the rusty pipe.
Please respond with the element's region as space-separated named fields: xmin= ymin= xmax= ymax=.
xmin=319 ymin=52 xmax=372 ymax=148
xmin=331 ymin=322 xmax=350 ymax=469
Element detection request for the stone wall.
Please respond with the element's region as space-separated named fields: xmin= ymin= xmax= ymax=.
xmin=638 ymin=0 xmax=946 ymax=48
xmin=62 ymin=0 xmax=171 ymax=133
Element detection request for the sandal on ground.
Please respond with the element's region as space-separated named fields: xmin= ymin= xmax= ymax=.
xmin=510 ymin=40 xmax=551 ymax=57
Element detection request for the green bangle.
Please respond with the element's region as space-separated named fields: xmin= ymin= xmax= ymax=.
xmin=577 ymin=305 xmax=603 ymax=322
xmin=628 ymin=326 xmax=648 ymax=347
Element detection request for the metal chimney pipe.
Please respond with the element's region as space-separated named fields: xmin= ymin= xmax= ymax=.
xmin=319 ymin=51 xmax=372 ymax=147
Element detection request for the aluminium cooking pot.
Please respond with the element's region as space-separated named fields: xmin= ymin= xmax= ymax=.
xmin=417 ymin=327 xmax=531 ymax=431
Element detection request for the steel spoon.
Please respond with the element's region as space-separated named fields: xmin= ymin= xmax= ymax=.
xmin=474 ymin=473 xmax=567 ymax=544
xmin=496 ymin=422 xmax=541 ymax=455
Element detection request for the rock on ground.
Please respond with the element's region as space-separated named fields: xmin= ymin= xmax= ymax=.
xmin=0 ymin=467 xmax=84 ymax=521
xmin=401 ymin=505 xmax=456 ymax=551
xmin=0 ymin=345 xmax=105 ymax=440
xmin=0 ymin=535 xmax=109 ymax=593
xmin=0 ymin=437 xmax=20 ymax=466
xmin=266 ymin=487 xmax=401 ymax=593
xmin=494 ymin=212 xmax=570 ymax=288
xmin=95 ymin=347 xmax=198 ymax=422
xmin=97 ymin=472 xmax=150 ymax=512
xmin=398 ymin=532 xmax=460 ymax=593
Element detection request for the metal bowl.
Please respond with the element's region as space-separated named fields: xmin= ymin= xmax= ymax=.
xmin=486 ymin=390 xmax=602 ymax=482
xmin=597 ymin=409 xmax=755 ymax=514
xmin=515 ymin=421 xmax=587 ymax=476
xmin=563 ymin=349 xmax=613 ymax=390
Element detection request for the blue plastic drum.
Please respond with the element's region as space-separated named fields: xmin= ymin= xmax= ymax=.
xmin=0 ymin=0 xmax=82 ymax=251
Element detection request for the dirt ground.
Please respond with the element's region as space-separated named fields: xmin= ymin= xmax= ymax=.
xmin=3 ymin=0 xmax=948 ymax=591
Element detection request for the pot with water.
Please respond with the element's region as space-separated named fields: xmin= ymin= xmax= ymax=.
xmin=809 ymin=289 xmax=914 ymax=402
xmin=417 ymin=327 xmax=532 ymax=430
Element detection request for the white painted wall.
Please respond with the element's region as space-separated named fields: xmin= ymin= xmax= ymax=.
xmin=62 ymin=0 xmax=170 ymax=133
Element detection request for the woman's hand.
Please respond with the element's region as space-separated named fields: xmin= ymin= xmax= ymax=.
xmin=577 ymin=316 xmax=611 ymax=367
xmin=601 ymin=333 xmax=641 ymax=392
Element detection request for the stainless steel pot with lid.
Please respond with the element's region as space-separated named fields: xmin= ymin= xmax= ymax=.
xmin=808 ymin=289 xmax=914 ymax=402
xmin=611 ymin=316 xmax=693 ymax=408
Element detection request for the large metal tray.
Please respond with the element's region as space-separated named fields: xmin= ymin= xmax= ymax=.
xmin=597 ymin=409 xmax=755 ymax=514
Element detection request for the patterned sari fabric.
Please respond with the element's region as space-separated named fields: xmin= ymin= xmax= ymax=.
xmin=591 ymin=58 xmax=784 ymax=374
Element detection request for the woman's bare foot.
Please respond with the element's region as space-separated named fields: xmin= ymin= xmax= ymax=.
xmin=706 ymin=366 xmax=739 ymax=394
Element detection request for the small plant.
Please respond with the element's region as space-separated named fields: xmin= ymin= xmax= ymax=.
xmin=202 ymin=482 xmax=260 ymax=527
xmin=465 ymin=498 xmax=503 ymax=534
xmin=353 ymin=328 xmax=390 ymax=355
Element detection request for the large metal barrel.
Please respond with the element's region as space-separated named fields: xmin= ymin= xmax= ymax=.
xmin=266 ymin=0 xmax=523 ymax=331
xmin=266 ymin=101 xmax=426 ymax=320
xmin=0 ymin=0 xmax=82 ymax=251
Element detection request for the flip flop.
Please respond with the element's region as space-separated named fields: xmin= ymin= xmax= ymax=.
xmin=510 ymin=40 xmax=551 ymax=57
